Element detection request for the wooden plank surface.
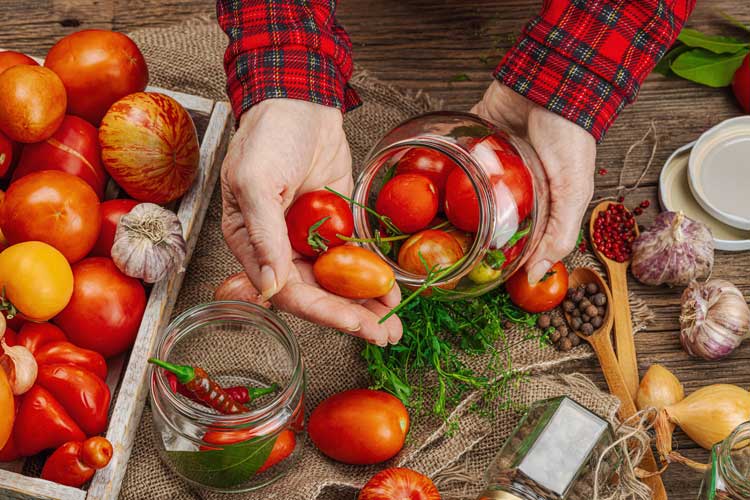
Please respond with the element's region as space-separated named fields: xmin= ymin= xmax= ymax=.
xmin=1 ymin=1 xmax=749 ymax=498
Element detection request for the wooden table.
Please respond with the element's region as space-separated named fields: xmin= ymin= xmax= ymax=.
xmin=2 ymin=1 xmax=749 ymax=498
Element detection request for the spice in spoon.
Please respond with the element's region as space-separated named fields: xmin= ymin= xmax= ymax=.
xmin=148 ymin=358 xmax=248 ymax=415
xmin=164 ymin=372 xmax=278 ymax=407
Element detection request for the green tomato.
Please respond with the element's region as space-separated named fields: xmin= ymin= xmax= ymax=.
xmin=468 ymin=260 xmax=502 ymax=284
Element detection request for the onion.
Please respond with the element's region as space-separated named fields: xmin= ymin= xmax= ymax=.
xmin=636 ymin=364 xmax=684 ymax=414
xmin=631 ymin=211 xmax=714 ymax=287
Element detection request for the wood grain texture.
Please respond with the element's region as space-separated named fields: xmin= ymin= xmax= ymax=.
xmin=0 ymin=1 xmax=748 ymax=498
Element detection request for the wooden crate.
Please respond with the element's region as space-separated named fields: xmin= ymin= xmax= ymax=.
xmin=0 ymin=53 xmax=233 ymax=500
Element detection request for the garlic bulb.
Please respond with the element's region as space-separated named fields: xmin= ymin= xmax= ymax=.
xmin=1 ymin=340 xmax=37 ymax=395
xmin=680 ymin=279 xmax=750 ymax=360
xmin=111 ymin=203 xmax=187 ymax=283
xmin=631 ymin=211 xmax=714 ymax=287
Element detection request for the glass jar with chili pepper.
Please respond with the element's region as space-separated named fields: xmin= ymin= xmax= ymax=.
xmin=352 ymin=112 xmax=549 ymax=299
xmin=149 ymin=301 xmax=306 ymax=493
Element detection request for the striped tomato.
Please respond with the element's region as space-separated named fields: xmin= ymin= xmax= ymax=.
xmin=99 ymin=92 xmax=199 ymax=204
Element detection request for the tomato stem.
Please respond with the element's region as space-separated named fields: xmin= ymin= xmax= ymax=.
xmin=336 ymin=220 xmax=454 ymax=245
xmin=307 ymin=216 xmax=331 ymax=253
xmin=324 ymin=186 xmax=403 ymax=236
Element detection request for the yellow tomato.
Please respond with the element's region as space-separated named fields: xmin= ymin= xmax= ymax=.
xmin=468 ymin=260 xmax=503 ymax=284
xmin=0 ymin=241 xmax=74 ymax=321
xmin=0 ymin=368 xmax=13 ymax=450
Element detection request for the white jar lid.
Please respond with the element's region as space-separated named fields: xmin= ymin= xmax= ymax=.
xmin=660 ymin=140 xmax=750 ymax=251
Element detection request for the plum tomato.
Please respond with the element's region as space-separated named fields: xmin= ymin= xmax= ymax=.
xmin=358 ymin=468 xmax=441 ymax=500
xmin=733 ymin=54 xmax=750 ymax=114
xmin=201 ymin=429 xmax=296 ymax=474
xmin=0 ymin=132 xmax=12 ymax=177
xmin=444 ymin=167 xmax=480 ymax=232
xmin=398 ymin=229 xmax=464 ymax=276
xmin=285 ymin=190 xmax=353 ymax=257
xmin=309 ymin=389 xmax=409 ymax=465
xmin=2 ymin=170 xmax=101 ymax=263
xmin=395 ymin=147 xmax=457 ymax=203
xmin=0 ymin=51 xmax=38 ymax=76
xmin=375 ymin=173 xmax=438 ymax=234
xmin=505 ymin=261 xmax=569 ymax=313
xmin=0 ymin=66 xmax=66 ymax=143
xmin=90 ymin=199 xmax=139 ymax=257
xmin=313 ymin=246 xmax=395 ymax=299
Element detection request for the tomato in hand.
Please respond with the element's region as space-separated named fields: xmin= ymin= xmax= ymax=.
xmin=398 ymin=229 xmax=464 ymax=276
xmin=313 ymin=246 xmax=395 ymax=299
xmin=395 ymin=147 xmax=457 ymax=203
xmin=91 ymin=199 xmax=139 ymax=257
xmin=733 ymin=54 xmax=750 ymax=114
xmin=285 ymin=190 xmax=353 ymax=257
xmin=0 ymin=65 xmax=66 ymax=143
xmin=505 ymin=261 xmax=569 ymax=313
xmin=375 ymin=174 xmax=438 ymax=233
xmin=444 ymin=167 xmax=480 ymax=232
xmin=309 ymin=389 xmax=409 ymax=465
xmin=55 ymin=257 xmax=146 ymax=358
xmin=358 ymin=468 xmax=441 ymax=500
xmin=0 ymin=51 xmax=38 ymax=75
xmin=2 ymin=170 xmax=101 ymax=263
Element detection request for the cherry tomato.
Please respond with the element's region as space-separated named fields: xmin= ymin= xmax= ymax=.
xmin=444 ymin=227 xmax=473 ymax=254
xmin=201 ymin=429 xmax=296 ymax=474
xmin=309 ymin=389 xmax=409 ymax=465
xmin=0 ymin=131 xmax=13 ymax=177
xmin=2 ymin=171 xmax=102 ymax=263
xmin=358 ymin=468 xmax=440 ymax=500
xmin=395 ymin=147 xmax=457 ymax=203
xmin=90 ymin=199 xmax=139 ymax=257
xmin=0 ymin=66 xmax=66 ymax=143
xmin=444 ymin=167 xmax=480 ymax=232
xmin=733 ymin=54 xmax=750 ymax=114
xmin=0 ymin=51 xmax=38 ymax=75
xmin=313 ymin=246 xmax=395 ymax=299
xmin=468 ymin=260 xmax=502 ymax=284
xmin=505 ymin=261 xmax=569 ymax=313
xmin=398 ymin=229 xmax=464 ymax=276
xmin=45 ymin=30 xmax=149 ymax=125
xmin=0 ymin=368 xmax=13 ymax=450
xmin=0 ymin=242 xmax=74 ymax=321
xmin=375 ymin=174 xmax=438 ymax=233
xmin=285 ymin=190 xmax=353 ymax=257
xmin=478 ymin=135 xmax=534 ymax=222
xmin=54 ymin=257 xmax=146 ymax=358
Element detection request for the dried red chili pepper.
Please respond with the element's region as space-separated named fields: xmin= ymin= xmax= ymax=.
xmin=41 ymin=436 xmax=113 ymax=487
xmin=164 ymin=372 xmax=278 ymax=407
xmin=149 ymin=358 xmax=248 ymax=414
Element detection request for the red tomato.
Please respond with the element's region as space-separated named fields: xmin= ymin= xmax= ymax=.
xmin=54 ymin=257 xmax=146 ymax=358
xmin=91 ymin=199 xmax=139 ymax=257
xmin=313 ymin=246 xmax=395 ymax=299
xmin=444 ymin=167 xmax=480 ymax=232
xmin=375 ymin=174 xmax=438 ymax=234
xmin=0 ymin=132 xmax=12 ymax=177
xmin=358 ymin=468 xmax=440 ymax=500
xmin=0 ymin=66 xmax=66 ymax=143
xmin=44 ymin=30 xmax=149 ymax=125
xmin=99 ymin=92 xmax=199 ymax=204
xmin=17 ymin=322 xmax=68 ymax=356
xmin=398 ymin=229 xmax=464 ymax=276
xmin=309 ymin=389 xmax=409 ymax=465
xmin=285 ymin=190 xmax=353 ymax=257
xmin=0 ymin=51 xmax=38 ymax=75
xmin=201 ymin=429 xmax=297 ymax=474
xmin=14 ymin=115 xmax=107 ymax=198
xmin=395 ymin=147 xmax=457 ymax=203
xmin=2 ymin=171 xmax=101 ymax=263
xmin=733 ymin=54 xmax=750 ymax=114
xmin=505 ymin=261 xmax=569 ymax=313
xmin=476 ymin=135 xmax=534 ymax=221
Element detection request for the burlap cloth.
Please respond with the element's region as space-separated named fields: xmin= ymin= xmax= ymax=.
xmin=119 ymin=20 xmax=654 ymax=500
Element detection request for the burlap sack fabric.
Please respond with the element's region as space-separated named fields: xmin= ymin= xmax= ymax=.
xmin=120 ymin=20 xmax=654 ymax=500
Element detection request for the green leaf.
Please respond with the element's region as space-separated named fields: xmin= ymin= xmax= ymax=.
xmin=677 ymin=28 xmax=749 ymax=54
xmin=653 ymin=44 xmax=690 ymax=76
xmin=166 ymin=436 xmax=275 ymax=489
xmin=449 ymin=73 xmax=471 ymax=82
xmin=717 ymin=10 xmax=750 ymax=35
xmin=671 ymin=48 xmax=749 ymax=87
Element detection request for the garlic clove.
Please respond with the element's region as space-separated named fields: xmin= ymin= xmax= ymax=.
xmin=214 ymin=272 xmax=271 ymax=308
xmin=1 ymin=340 xmax=37 ymax=395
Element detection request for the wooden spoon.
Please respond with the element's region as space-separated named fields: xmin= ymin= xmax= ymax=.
xmin=566 ymin=267 xmax=667 ymax=500
xmin=589 ymin=201 xmax=640 ymax=400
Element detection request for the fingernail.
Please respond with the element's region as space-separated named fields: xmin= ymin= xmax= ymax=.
xmin=527 ymin=260 xmax=552 ymax=284
xmin=259 ymin=265 xmax=278 ymax=300
xmin=376 ymin=340 xmax=388 ymax=348
xmin=345 ymin=323 xmax=362 ymax=333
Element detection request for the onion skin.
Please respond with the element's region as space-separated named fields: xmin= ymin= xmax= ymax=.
xmin=637 ymin=364 xmax=684 ymax=413
xmin=631 ymin=211 xmax=714 ymax=287
xmin=214 ymin=272 xmax=271 ymax=308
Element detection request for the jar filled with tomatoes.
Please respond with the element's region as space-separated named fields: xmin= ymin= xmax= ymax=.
xmin=149 ymin=301 xmax=306 ymax=493
xmin=352 ymin=112 xmax=549 ymax=298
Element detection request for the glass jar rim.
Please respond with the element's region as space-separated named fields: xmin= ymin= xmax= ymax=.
xmin=718 ymin=421 xmax=750 ymax=493
xmin=150 ymin=300 xmax=305 ymax=429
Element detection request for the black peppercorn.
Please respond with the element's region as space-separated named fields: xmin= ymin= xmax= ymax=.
xmin=591 ymin=316 xmax=603 ymax=328
xmin=572 ymin=289 xmax=585 ymax=302
xmin=579 ymin=299 xmax=592 ymax=311
xmin=566 ymin=287 xmax=577 ymax=300
xmin=551 ymin=316 xmax=564 ymax=328
xmin=581 ymin=323 xmax=594 ymax=336
xmin=550 ymin=330 xmax=562 ymax=343
xmin=557 ymin=325 xmax=569 ymax=337
xmin=559 ymin=337 xmax=573 ymax=351
xmin=585 ymin=305 xmax=599 ymax=317
xmin=582 ymin=314 xmax=591 ymax=323
xmin=593 ymin=293 xmax=607 ymax=306
xmin=563 ymin=300 xmax=576 ymax=313
xmin=570 ymin=317 xmax=582 ymax=330
xmin=537 ymin=314 xmax=551 ymax=329
xmin=569 ymin=334 xmax=581 ymax=347
xmin=597 ymin=306 xmax=606 ymax=317
xmin=572 ymin=308 xmax=581 ymax=317
xmin=586 ymin=283 xmax=599 ymax=295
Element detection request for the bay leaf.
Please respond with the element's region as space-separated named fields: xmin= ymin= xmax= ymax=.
xmin=677 ymin=28 xmax=748 ymax=54
xmin=653 ymin=44 xmax=690 ymax=76
xmin=671 ymin=48 xmax=749 ymax=87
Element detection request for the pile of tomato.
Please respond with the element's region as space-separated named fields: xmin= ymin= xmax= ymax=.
xmin=0 ymin=29 xmax=199 ymax=487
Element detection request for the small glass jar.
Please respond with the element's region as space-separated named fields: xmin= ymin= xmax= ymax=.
xmin=477 ymin=397 xmax=620 ymax=500
xmin=700 ymin=421 xmax=750 ymax=500
xmin=149 ymin=301 xmax=306 ymax=493
xmin=353 ymin=111 xmax=549 ymax=299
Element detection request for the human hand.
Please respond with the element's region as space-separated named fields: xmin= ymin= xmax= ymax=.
xmin=220 ymin=99 xmax=402 ymax=346
xmin=472 ymin=81 xmax=597 ymax=283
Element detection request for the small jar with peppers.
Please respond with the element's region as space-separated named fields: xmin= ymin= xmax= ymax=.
xmin=149 ymin=301 xmax=306 ymax=493
xmin=352 ymin=112 xmax=549 ymax=298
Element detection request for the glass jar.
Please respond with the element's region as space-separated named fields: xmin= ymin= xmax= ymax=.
xmin=700 ymin=421 xmax=750 ymax=499
xmin=353 ymin=111 xmax=549 ymax=299
xmin=477 ymin=397 xmax=620 ymax=500
xmin=149 ymin=301 xmax=306 ymax=493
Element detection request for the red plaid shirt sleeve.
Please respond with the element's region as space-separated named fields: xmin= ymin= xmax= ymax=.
xmin=496 ymin=0 xmax=696 ymax=141
xmin=216 ymin=0 xmax=360 ymax=121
